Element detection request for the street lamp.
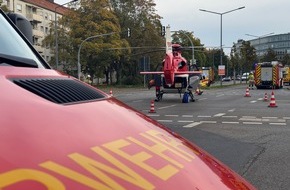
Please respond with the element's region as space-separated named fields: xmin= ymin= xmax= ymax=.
xmin=54 ymin=0 xmax=77 ymax=70
xmin=200 ymin=6 xmax=245 ymax=85
xmin=245 ymin=32 xmax=274 ymax=61
xmin=77 ymin=32 xmax=117 ymax=80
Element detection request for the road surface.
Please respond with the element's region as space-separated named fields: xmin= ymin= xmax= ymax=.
xmin=109 ymin=84 xmax=290 ymax=190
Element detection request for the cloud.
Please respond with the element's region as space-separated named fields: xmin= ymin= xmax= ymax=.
xmin=155 ymin=0 xmax=290 ymax=54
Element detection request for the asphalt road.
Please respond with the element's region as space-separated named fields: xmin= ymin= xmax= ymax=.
xmin=109 ymin=83 xmax=290 ymax=190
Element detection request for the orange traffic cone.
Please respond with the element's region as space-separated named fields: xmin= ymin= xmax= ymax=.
xmin=263 ymin=92 xmax=268 ymax=101
xmin=268 ymin=91 xmax=277 ymax=108
xmin=109 ymin=89 xmax=113 ymax=96
xmin=149 ymin=100 xmax=156 ymax=113
xmin=244 ymin=87 xmax=251 ymax=97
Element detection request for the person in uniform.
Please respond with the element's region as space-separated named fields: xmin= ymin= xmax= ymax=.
xmin=248 ymin=72 xmax=255 ymax=89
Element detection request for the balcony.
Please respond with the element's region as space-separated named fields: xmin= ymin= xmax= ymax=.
xmin=34 ymin=44 xmax=44 ymax=53
xmin=32 ymin=29 xmax=44 ymax=38
xmin=27 ymin=13 xmax=42 ymax=23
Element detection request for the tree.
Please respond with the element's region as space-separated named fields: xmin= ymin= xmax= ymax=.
xmin=281 ymin=54 xmax=290 ymax=66
xmin=0 ymin=4 xmax=9 ymax=12
xmin=43 ymin=0 xmax=129 ymax=84
xmin=171 ymin=31 xmax=206 ymax=68
xmin=240 ymin=40 xmax=257 ymax=71
xmin=110 ymin=0 xmax=164 ymax=84
xmin=261 ymin=48 xmax=277 ymax=62
xmin=230 ymin=44 xmax=242 ymax=77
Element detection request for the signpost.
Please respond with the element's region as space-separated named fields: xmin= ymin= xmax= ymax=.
xmin=218 ymin=65 xmax=225 ymax=76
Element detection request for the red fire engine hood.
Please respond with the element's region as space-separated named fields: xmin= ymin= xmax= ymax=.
xmin=0 ymin=67 xmax=256 ymax=189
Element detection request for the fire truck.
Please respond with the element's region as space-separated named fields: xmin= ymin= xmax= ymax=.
xmin=282 ymin=66 xmax=290 ymax=85
xmin=254 ymin=61 xmax=284 ymax=89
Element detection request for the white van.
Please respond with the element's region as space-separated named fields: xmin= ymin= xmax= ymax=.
xmin=241 ymin=73 xmax=250 ymax=81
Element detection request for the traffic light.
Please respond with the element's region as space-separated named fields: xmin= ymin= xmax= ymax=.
xmin=127 ymin=28 xmax=131 ymax=37
xmin=161 ymin=26 xmax=165 ymax=36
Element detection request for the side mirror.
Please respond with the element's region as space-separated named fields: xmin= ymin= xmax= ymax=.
xmin=7 ymin=12 xmax=33 ymax=43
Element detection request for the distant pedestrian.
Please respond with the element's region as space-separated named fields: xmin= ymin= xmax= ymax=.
xmin=248 ymin=72 xmax=254 ymax=89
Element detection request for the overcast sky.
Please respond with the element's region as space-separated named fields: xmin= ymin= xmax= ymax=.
xmin=55 ymin=0 xmax=290 ymax=55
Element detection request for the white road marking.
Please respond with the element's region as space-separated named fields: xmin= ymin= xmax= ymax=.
xmin=200 ymin=121 xmax=217 ymax=124
xmin=262 ymin=117 xmax=278 ymax=119
xmin=283 ymin=117 xmax=290 ymax=120
xmin=183 ymin=122 xmax=201 ymax=128
xmin=147 ymin=114 xmax=160 ymax=117
xmin=270 ymin=123 xmax=286 ymax=126
xmin=198 ymin=98 xmax=207 ymax=101
xmin=277 ymin=119 xmax=286 ymax=122
xmin=214 ymin=113 xmax=226 ymax=117
xmin=222 ymin=121 xmax=239 ymax=124
xmin=242 ymin=116 xmax=257 ymax=118
xmin=228 ymin=109 xmax=235 ymax=112
xmin=157 ymin=120 xmax=173 ymax=123
xmin=222 ymin=115 xmax=238 ymax=118
xmin=216 ymin=94 xmax=224 ymax=97
xmin=197 ymin=115 xmax=211 ymax=118
xmin=182 ymin=115 xmax=194 ymax=118
xmin=239 ymin=118 xmax=262 ymax=122
xmin=250 ymin=100 xmax=257 ymax=103
xmin=165 ymin=115 xmax=179 ymax=117
xmin=158 ymin=105 xmax=176 ymax=110
xmin=243 ymin=122 xmax=263 ymax=125
xmin=178 ymin=120 xmax=194 ymax=123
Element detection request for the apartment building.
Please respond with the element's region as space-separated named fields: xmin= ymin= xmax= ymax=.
xmin=1 ymin=0 xmax=73 ymax=63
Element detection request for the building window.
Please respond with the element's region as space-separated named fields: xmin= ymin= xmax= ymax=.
xmin=16 ymin=4 xmax=22 ymax=12
xmin=39 ymin=11 xmax=43 ymax=18
xmin=44 ymin=13 xmax=48 ymax=20
xmin=33 ymin=37 xmax=39 ymax=46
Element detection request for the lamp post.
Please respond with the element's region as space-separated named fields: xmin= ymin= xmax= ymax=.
xmin=54 ymin=0 xmax=77 ymax=70
xmin=200 ymin=6 xmax=245 ymax=85
xmin=245 ymin=32 xmax=274 ymax=62
xmin=77 ymin=32 xmax=117 ymax=80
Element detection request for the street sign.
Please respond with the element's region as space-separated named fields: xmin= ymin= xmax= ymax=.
xmin=218 ymin=65 xmax=225 ymax=76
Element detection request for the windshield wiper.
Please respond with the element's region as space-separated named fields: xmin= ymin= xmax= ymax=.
xmin=0 ymin=53 xmax=38 ymax=68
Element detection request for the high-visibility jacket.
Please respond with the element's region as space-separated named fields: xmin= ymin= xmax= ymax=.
xmin=248 ymin=74 xmax=254 ymax=81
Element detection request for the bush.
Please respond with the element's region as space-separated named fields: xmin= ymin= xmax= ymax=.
xmin=121 ymin=75 xmax=143 ymax=85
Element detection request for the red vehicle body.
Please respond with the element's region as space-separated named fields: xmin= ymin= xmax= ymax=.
xmin=0 ymin=9 xmax=256 ymax=189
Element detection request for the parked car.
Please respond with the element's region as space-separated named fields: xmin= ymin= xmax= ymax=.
xmin=222 ymin=76 xmax=231 ymax=82
xmin=234 ymin=75 xmax=241 ymax=80
xmin=241 ymin=73 xmax=250 ymax=81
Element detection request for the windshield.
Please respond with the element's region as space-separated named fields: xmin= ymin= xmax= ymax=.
xmin=0 ymin=11 xmax=46 ymax=68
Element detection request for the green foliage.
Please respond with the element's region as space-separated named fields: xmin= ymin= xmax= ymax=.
xmin=171 ymin=31 xmax=206 ymax=67
xmin=281 ymin=53 xmax=290 ymax=66
xmin=110 ymin=0 xmax=164 ymax=85
xmin=0 ymin=5 xmax=9 ymax=12
xmin=239 ymin=40 xmax=257 ymax=71
xmin=261 ymin=48 xmax=277 ymax=62
xmin=230 ymin=44 xmax=242 ymax=76
xmin=229 ymin=40 xmax=257 ymax=76
xmin=43 ymin=0 xmax=129 ymax=83
xmin=43 ymin=0 xmax=216 ymax=85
